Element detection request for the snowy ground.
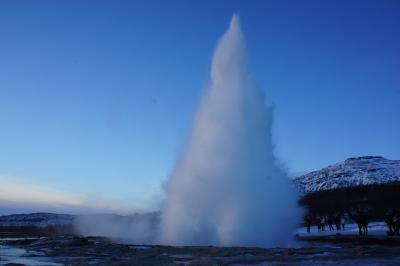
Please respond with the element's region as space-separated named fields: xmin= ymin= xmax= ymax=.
xmin=1 ymin=223 xmax=400 ymax=265
xmin=296 ymin=222 xmax=389 ymax=237
xmin=0 ymin=238 xmax=61 ymax=266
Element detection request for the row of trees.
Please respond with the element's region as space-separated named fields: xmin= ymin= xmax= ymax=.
xmin=299 ymin=181 xmax=400 ymax=235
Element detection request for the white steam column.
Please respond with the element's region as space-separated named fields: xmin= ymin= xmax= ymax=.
xmin=160 ymin=14 xmax=300 ymax=247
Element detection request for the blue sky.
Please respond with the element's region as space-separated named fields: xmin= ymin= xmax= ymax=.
xmin=0 ymin=0 xmax=399 ymax=212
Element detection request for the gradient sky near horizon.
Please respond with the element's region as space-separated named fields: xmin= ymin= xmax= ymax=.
xmin=0 ymin=0 xmax=399 ymax=213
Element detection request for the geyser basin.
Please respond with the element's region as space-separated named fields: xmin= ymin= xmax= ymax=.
xmin=160 ymin=14 xmax=300 ymax=247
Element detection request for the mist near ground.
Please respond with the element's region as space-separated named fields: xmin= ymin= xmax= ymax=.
xmin=75 ymin=212 xmax=159 ymax=244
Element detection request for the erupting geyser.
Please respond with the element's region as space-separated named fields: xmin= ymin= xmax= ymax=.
xmin=160 ymin=15 xmax=300 ymax=247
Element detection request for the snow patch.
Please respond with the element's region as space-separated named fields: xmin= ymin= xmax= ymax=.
xmin=294 ymin=156 xmax=400 ymax=193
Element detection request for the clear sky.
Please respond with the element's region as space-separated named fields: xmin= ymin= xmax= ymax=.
xmin=0 ymin=0 xmax=399 ymax=212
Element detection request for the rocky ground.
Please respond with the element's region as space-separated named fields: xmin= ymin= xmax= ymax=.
xmin=1 ymin=233 xmax=400 ymax=266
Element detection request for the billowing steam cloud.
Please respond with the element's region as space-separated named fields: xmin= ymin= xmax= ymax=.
xmin=159 ymin=15 xmax=300 ymax=247
xmin=75 ymin=14 xmax=300 ymax=247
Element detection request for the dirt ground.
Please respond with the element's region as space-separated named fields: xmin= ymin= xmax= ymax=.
xmin=1 ymin=233 xmax=400 ymax=265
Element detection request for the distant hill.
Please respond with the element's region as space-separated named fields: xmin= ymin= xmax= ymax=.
xmin=0 ymin=212 xmax=159 ymax=230
xmin=294 ymin=156 xmax=400 ymax=194
xmin=0 ymin=212 xmax=76 ymax=228
xmin=0 ymin=212 xmax=161 ymax=238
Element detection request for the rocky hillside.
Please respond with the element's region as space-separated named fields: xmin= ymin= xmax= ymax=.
xmin=294 ymin=156 xmax=400 ymax=194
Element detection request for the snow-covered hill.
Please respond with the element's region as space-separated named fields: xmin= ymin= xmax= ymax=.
xmin=294 ymin=156 xmax=400 ymax=194
xmin=0 ymin=213 xmax=76 ymax=227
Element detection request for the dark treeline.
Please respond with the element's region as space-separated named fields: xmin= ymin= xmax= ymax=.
xmin=299 ymin=181 xmax=400 ymax=235
xmin=299 ymin=182 xmax=400 ymax=219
